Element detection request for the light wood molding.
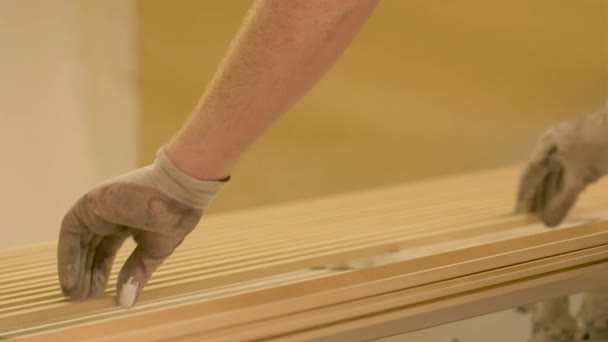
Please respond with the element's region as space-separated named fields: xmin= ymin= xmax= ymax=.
xmin=4 ymin=165 xmax=608 ymax=340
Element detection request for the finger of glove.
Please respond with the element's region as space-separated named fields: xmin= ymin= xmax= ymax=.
xmin=115 ymin=240 xmax=178 ymax=309
xmin=58 ymin=209 xmax=101 ymax=298
xmin=516 ymin=161 xmax=552 ymax=213
xmin=542 ymin=171 xmax=586 ymax=227
xmin=516 ymin=137 xmax=561 ymax=213
xmin=88 ymin=232 xmax=129 ymax=298
xmin=534 ymin=161 xmax=563 ymax=213
xmin=61 ymin=234 xmax=102 ymax=299
xmin=115 ymin=226 xmax=195 ymax=309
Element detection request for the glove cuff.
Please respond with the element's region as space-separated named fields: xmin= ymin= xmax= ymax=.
xmin=152 ymin=147 xmax=229 ymax=209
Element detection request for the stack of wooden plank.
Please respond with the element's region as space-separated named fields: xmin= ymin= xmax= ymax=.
xmin=3 ymin=166 xmax=608 ymax=341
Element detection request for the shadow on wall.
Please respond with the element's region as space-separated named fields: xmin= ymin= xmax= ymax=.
xmin=136 ymin=0 xmax=608 ymax=213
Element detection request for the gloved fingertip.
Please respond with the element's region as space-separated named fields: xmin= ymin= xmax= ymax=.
xmin=542 ymin=209 xmax=565 ymax=228
xmin=87 ymin=269 xmax=106 ymax=298
xmin=59 ymin=263 xmax=78 ymax=293
xmin=117 ymin=276 xmax=140 ymax=309
xmin=542 ymin=184 xmax=582 ymax=228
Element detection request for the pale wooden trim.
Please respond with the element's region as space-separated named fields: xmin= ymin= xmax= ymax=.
xmin=279 ymin=256 xmax=608 ymax=342
xmin=4 ymin=165 xmax=608 ymax=340
xmin=13 ymin=224 xmax=608 ymax=340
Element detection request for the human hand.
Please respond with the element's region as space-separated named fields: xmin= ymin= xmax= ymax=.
xmin=516 ymin=105 xmax=608 ymax=226
xmin=57 ymin=148 xmax=226 ymax=308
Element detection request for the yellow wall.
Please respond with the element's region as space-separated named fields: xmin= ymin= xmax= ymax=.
xmin=137 ymin=1 xmax=607 ymax=213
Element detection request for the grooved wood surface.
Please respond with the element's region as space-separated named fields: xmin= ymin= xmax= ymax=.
xmin=3 ymin=165 xmax=608 ymax=340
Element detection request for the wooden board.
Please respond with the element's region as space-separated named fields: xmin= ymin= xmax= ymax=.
xmin=3 ymin=165 xmax=608 ymax=340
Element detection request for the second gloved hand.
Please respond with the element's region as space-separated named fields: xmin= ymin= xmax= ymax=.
xmin=517 ymin=104 xmax=608 ymax=226
xmin=57 ymin=148 xmax=227 ymax=308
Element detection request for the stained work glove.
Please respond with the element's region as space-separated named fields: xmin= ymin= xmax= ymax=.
xmin=57 ymin=148 xmax=227 ymax=308
xmin=516 ymin=104 xmax=608 ymax=226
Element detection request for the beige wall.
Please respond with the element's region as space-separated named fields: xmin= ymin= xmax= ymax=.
xmin=137 ymin=1 xmax=607 ymax=214
xmin=77 ymin=1 xmax=138 ymax=180
xmin=0 ymin=0 xmax=136 ymax=249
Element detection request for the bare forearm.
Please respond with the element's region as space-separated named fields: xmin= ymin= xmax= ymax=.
xmin=166 ymin=0 xmax=379 ymax=180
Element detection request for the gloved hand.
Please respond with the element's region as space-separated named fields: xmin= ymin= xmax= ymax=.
xmin=516 ymin=104 xmax=608 ymax=226
xmin=57 ymin=147 xmax=227 ymax=308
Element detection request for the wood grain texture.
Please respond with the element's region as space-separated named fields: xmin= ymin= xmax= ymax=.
xmin=3 ymin=165 xmax=608 ymax=340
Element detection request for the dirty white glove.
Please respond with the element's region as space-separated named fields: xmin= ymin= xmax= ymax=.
xmin=516 ymin=105 xmax=608 ymax=226
xmin=57 ymin=147 xmax=227 ymax=308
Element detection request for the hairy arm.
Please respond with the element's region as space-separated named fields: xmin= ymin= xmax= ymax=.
xmin=166 ymin=0 xmax=379 ymax=180
xmin=57 ymin=0 xmax=379 ymax=308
